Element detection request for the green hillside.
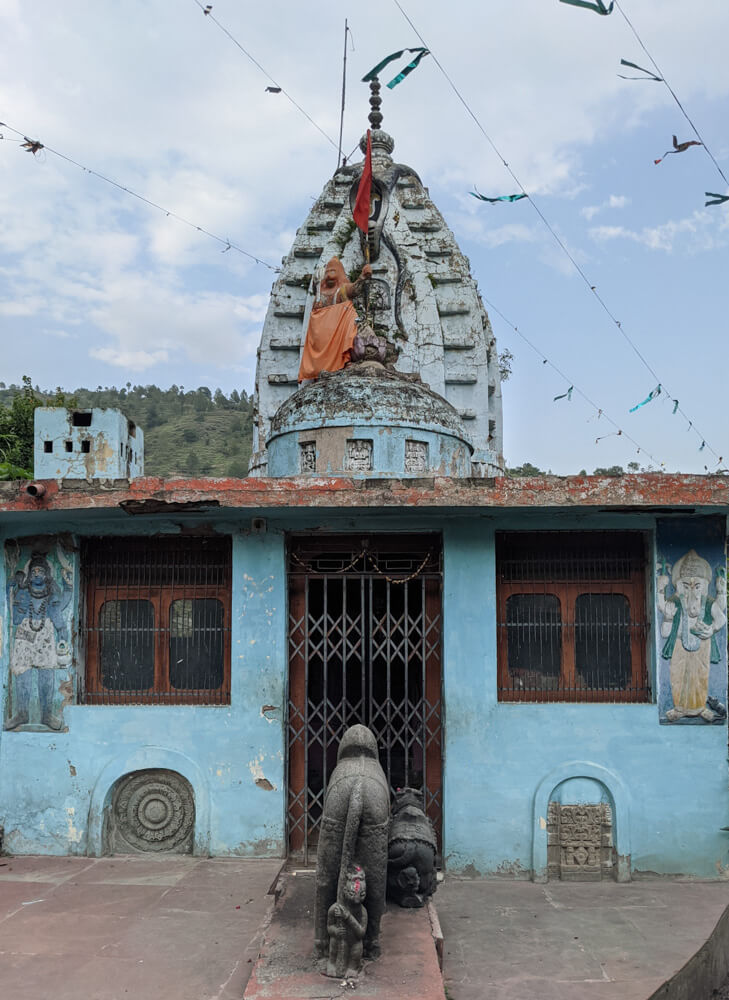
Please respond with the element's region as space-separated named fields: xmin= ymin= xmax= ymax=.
xmin=0 ymin=382 xmax=255 ymax=478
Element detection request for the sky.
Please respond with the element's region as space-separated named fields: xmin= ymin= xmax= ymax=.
xmin=1 ymin=0 xmax=728 ymax=475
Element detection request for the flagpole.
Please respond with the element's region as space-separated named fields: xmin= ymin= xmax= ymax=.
xmin=337 ymin=19 xmax=348 ymax=170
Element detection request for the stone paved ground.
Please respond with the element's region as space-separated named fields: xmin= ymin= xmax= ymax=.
xmin=435 ymin=877 xmax=729 ymax=1000
xmin=2 ymin=859 xmax=729 ymax=1000
xmin=0 ymin=855 xmax=282 ymax=1000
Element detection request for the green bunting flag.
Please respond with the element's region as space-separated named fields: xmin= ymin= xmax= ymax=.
xmin=362 ymin=48 xmax=430 ymax=89
xmin=672 ymin=399 xmax=679 ymax=414
xmin=699 ymin=440 xmax=706 ymax=452
xmin=559 ymin=0 xmax=614 ymax=15
xmin=629 ymin=384 xmax=661 ymax=412
xmin=554 ymin=386 xmax=573 ymax=402
xmin=470 ymin=188 xmax=527 ymax=204
xmin=705 ymin=192 xmax=729 ymax=207
xmin=617 ymin=59 xmax=662 ymax=82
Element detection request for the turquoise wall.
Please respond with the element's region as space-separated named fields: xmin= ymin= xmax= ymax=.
xmin=1 ymin=506 xmax=727 ymax=878
xmin=442 ymin=517 xmax=729 ymax=880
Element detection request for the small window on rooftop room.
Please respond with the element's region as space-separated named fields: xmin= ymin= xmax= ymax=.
xmin=81 ymin=440 xmax=91 ymax=453
xmin=72 ymin=412 xmax=92 ymax=427
xmin=43 ymin=441 xmax=53 ymax=453
xmin=65 ymin=440 xmax=73 ymax=452
xmin=128 ymin=421 xmax=136 ymax=437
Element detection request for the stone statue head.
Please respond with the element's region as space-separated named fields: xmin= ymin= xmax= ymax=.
xmin=27 ymin=552 xmax=53 ymax=597
xmin=343 ymin=863 xmax=366 ymax=904
xmin=337 ymin=724 xmax=379 ymax=762
xmin=393 ymin=787 xmax=423 ymax=815
xmin=320 ymin=256 xmax=348 ymax=292
xmin=673 ymin=549 xmax=712 ymax=617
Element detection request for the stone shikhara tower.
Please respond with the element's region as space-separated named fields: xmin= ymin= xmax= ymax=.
xmin=250 ymin=82 xmax=503 ymax=478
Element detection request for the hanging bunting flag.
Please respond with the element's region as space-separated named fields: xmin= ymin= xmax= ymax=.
xmin=699 ymin=441 xmax=706 ymax=452
xmin=470 ymin=188 xmax=528 ymax=204
xmin=617 ymin=59 xmax=662 ymax=82
xmin=554 ymin=386 xmax=573 ymax=402
xmin=672 ymin=399 xmax=679 ymax=414
xmin=386 ymin=49 xmax=430 ymax=89
xmin=362 ymin=48 xmax=430 ymax=89
xmin=654 ymin=135 xmax=702 ymax=164
xmin=705 ymin=192 xmax=729 ymax=207
xmin=629 ymin=384 xmax=661 ymax=412
xmin=559 ymin=0 xmax=614 ymax=14
xmin=353 ymin=130 xmax=373 ymax=233
xmin=596 ymin=430 xmax=623 ymax=443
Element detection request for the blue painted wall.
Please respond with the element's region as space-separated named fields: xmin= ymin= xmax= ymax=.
xmin=1 ymin=506 xmax=727 ymax=878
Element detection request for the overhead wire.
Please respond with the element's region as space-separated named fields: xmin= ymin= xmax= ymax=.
xmin=0 ymin=120 xmax=279 ymax=271
xmin=614 ymin=0 xmax=729 ymax=189
xmin=191 ymin=0 xmax=339 ymax=152
xmin=391 ymin=0 xmax=723 ymax=465
xmin=482 ymin=294 xmax=663 ymax=469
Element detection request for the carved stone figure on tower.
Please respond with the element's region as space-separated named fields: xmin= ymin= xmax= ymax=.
xmin=298 ymin=256 xmax=372 ymax=382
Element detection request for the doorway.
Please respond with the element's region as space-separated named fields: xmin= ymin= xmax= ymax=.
xmin=287 ymin=534 xmax=443 ymax=862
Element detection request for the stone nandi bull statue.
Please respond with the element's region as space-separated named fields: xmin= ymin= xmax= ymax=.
xmin=314 ymin=725 xmax=390 ymax=977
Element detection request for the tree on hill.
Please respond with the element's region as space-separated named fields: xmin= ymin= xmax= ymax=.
xmin=0 ymin=380 xmax=255 ymax=479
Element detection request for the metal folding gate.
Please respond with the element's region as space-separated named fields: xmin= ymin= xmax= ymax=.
xmin=287 ymin=535 xmax=443 ymax=862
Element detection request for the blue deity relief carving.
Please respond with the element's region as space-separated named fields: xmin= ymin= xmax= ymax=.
xmin=5 ymin=544 xmax=74 ymax=731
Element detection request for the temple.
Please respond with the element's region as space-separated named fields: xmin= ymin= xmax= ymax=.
xmin=1 ymin=89 xmax=728 ymax=886
xmin=251 ymin=81 xmax=503 ymax=479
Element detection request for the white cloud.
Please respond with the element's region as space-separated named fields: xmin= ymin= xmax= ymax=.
xmin=90 ymin=347 xmax=169 ymax=371
xmin=589 ymin=210 xmax=722 ymax=252
xmin=581 ymin=194 xmax=630 ymax=220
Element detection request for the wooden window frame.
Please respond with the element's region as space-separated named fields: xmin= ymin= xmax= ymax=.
xmin=496 ymin=532 xmax=650 ymax=703
xmin=82 ymin=538 xmax=231 ymax=705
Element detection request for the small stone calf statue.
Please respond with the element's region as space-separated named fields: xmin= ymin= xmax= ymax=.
xmin=387 ymin=788 xmax=437 ymax=908
xmin=326 ymin=863 xmax=368 ymax=980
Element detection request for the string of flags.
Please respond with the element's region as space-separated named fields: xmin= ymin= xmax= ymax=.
xmin=554 ymin=386 xmax=573 ymax=402
xmin=617 ymin=59 xmax=661 ymax=82
xmin=362 ymin=48 xmax=430 ymax=90
xmin=559 ymin=1 xmax=729 ymax=210
xmin=470 ymin=189 xmax=527 ymax=204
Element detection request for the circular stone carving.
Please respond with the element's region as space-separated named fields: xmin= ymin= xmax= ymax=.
xmin=112 ymin=770 xmax=195 ymax=853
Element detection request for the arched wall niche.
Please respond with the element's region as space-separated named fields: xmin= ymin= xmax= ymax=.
xmin=532 ymin=762 xmax=632 ymax=883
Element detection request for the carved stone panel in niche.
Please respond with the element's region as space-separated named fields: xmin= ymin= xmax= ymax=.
xmin=366 ymin=278 xmax=392 ymax=312
xmin=300 ymin=441 xmax=316 ymax=473
xmin=405 ymin=440 xmax=429 ymax=475
xmin=345 ymin=439 xmax=373 ymax=473
xmin=547 ymin=802 xmax=615 ymax=881
xmin=109 ymin=769 xmax=195 ymax=854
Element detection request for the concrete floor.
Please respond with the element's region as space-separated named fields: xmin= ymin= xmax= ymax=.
xmin=436 ymin=877 xmax=729 ymax=1000
xmin=1 ymin=857 xmax=729 ymax=1000
xmin=0 ymin=855 xmax=282 ymax=1000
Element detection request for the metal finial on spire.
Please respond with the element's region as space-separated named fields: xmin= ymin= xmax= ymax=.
xmin=368 ymin=79 xmax=383 ymax=131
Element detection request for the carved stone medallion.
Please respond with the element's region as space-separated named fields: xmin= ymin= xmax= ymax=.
xmin=111 ymin=769 xmax=195 ymax=854
xmin=547 ymin=802 xmax=614 ymax=881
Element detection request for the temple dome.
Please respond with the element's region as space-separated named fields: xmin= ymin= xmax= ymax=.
xmin=266 ymin=365 xmax=473 ymax=479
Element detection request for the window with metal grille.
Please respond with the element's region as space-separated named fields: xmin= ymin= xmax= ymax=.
xmin=496 ymin=531 xmax=650 ymax=702
xmin=81 ymin=536 xmax=231 ymax=705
